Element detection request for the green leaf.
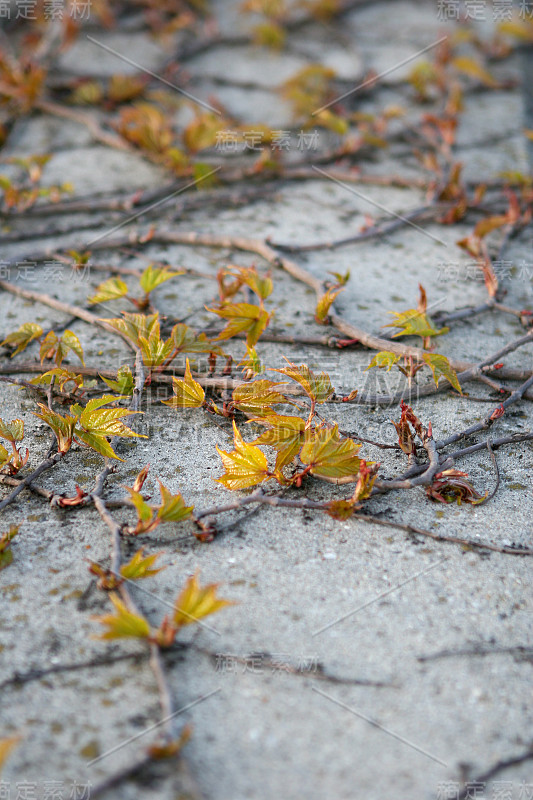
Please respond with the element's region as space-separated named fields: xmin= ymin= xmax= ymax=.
xmin=156 ymin=481 xmax=194 ymax=522
xmin=120 ymin=548 xmax=166 ymax=580
xmin=216 ymin=421 xmax=271 ymax=491
xmin=365 ymin=351 xmax=401 ymax=371
xmin=138 ymin=320 xmax=174 ymax=367
xmin=207 ymin=303 xmax=271 ymax=348
xmin=161 ymin=359 xmax=205 ymax=409
xmin=30 ymin=368 xmax=83 ymax=392
xmin=33 ymin=404 xmax=77 ymax=453
xmin=422 ymin=353 xmax=462 ymax=393
xmin=88 ymin=277 xmax=128 ymax=305
xmin=252 ymin=413 xmax=306 ymax=471
xmin=172 ymin=572 xmax=233 ymax=628
xmin=171 ymin=323 xmax=224 ymax=356
xmin=384 ymin=309 xmax=448 ymax=343
xmin=0 ymin=443 xmax=11 ymax=469
xmin=0 ymin=525 xmax=18 ymax=572
xmin=1 ymin=322 xmax=42 ymax=356
xmin=272 ymin=359 xmax=334 ymax=404
xmin=93 ymin=593 xmax=151 ymax=640
xmin=101 ymin=364 xmax=134 ymax=395
xmin=300 ymin=424 xmax=362 ymax=479
xmin=102 ymin=312 xmax=159 ymax=347
xmin=0 ymin=418 xmax=24 ymax=442
xmin=139 ymin=264 xmax=184 ymax=295
xmin=59 ymin=330 xmax=85 ymax=365
xmin=231 ymin=380 xmax=288 ymax=414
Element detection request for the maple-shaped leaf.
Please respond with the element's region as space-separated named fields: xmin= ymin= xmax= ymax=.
xmin=88 ymin=277 xmax=128 ymax=305
xmin=366 ymin=351 xmax=401 ymax=371
xmin=101 ymin=364 xmax=134 ymax=395
xmin=272 ymin=359 xmax=334 ymax=404
xmin=0 ymin=418 xmax=24 ymax=443
xmin=56 ymin=330 xmax=85 ymax=366
xmin=172 ymin=572 xmax=233 ymax=628
xmin=231 ymin=380 xmax=288 ymax=414
xmin=162 ymin=359 xmax=205 ymax=409
xmin=120 ymin=548 xmax=166 ymax=580
xmin=1 ymin=322 xmax=42 ymax=356
xmin=138 ymin=320 xmax=174 ymax=368
xmin=72 ymin=396 xmax=146 ymax=460
xmin=156 ymin=481 xmax=194 ymax=522
xmin=423 ymin=353 xmax=462 ymax=393
xmin=0 ymin=525 xmax=18 ymax=571
xmin=452 ymin=56 xmax=499 ymax=88
xmin=171 ymin=323 xmax=225 ymax=356
xmin=252 ymin=413 xmax=306 ymax=471
xmin=139 ymin=264 xmax=184 ymax=295
xmin=223 ymin=265 xmax=273 ymax=301
xmin=300 ymin=424 xmax=362 ymax=479
xmin=93 ymin=593 xmax=151 ymax=640
xmin=34 ymin=404 xmax=78 ymax=453
xmin=102 ymin=311 xmax=159 ymax=347
xmin=216 ymin=420 xmax=271 ymax=490
xmin=39 ymin=329 xmax=85 ymax=367
xmin=315 ymin=286 xmax=344 ymax=324
xmin=384 ymin=309 xmax=448 ymax=344
xmin=207 ymin=303 xmax=271 ymax=347
xmin=31 ymin=368 xmax=83 ymax=392
xmin=0 ymin=735 xmax=20 ymax=771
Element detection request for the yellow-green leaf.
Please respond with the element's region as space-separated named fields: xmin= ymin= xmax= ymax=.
xmin=216 ymin=420 xmax=271 ymax=491
xmin=207 ymin=303 xmax=271 ymax=348
xmin=138 ymin=320 xmax=174 ymax=368
xmin=0 ymin=417 xmax=24 ymax=442
xmin=272 ymin=359 xmax=334 ymax=404
xmin=231 ymin=380 xmax=287 ymax=414
xmin=162 ymin=359 xmax=205 ymax=409
xmin=1 ymin=322 xmax=42 ymax=356
xmin=252 ymin=413 xmax=306 ymax=471
xmin=384 ymin=309 xmax=448 ymax=343
xmin=120 ymin=548 xmax=166 ymax=580
xmin=315 ymin=286 xmax=344 ymax=324
xmin=101 ymin=364 xmax=134 ymax=395
xmin=88 ymin=277 xmax=128 ymax=305
xmin=156 ymin=481 xmax=194 ymax=522
xmin=173 ymin=572 xmax=233 ymax=628
xmin=300 ymin=424 xmax=362 ymax=479
xmin=452 ymin=56 xmax=499 ymax=88
xmin=423 ymin=353 xmax=462 ymax=393
xmin=366 ymin=351 xmax=401 ymax=371
xmin=139 ymin=264 xmax=184 ymax=295
xmin=93 ymin=593 xmax=150 ymax=640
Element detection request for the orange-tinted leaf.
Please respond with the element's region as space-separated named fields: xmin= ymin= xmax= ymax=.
xmin=216 ymin=420 xmax=271 ymax=490
xmin=300 ymin=424 xmax=361 ymax=479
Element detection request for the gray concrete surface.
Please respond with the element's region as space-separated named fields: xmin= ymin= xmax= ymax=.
xmin=0 ymin=2 xmax=532 ymax=799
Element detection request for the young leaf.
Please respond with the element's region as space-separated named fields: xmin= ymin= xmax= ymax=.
xmin=101 ymin=364 xmax=134 ymax=395
xmin=315 ymin=286 xmax=344 ymax=324
xmin=93 ymin=593 xmax=151 ymax=640
xmin=72 ymin=396 xmax=146 ymax=460
xmin=34 ymin=404 xmax=78 ymax=453
xmin=162 ymin=360 xmax=205 ymax=409
xmin=238 ymin=345 xmax=263 ymax=377
xmin=426 ymin=469 xmax=486 ymax=505
xmin=0 ymin=444 xmax=12 ymax=470
xmin=1 ymin=322 xmax=42 ymax=356
xmin=171 ymin=323 xmax=225 ymax=356
xmin=0 ymin=525 xmax=19 ymax=571
xmin=231 ymin=380 xmax=288 ymax=414
xmin=300 ymin=424 xmax=362 ymax=479
xmin=207 ymin=303 xmax=271 ymax=348
xmin=102 ymin=311 xmax=159 ymax=347
xmin=0 ymin=735 xmax=20 ymax=771
xmin=39 ymin=330 xmax=58 ymax=363
xmin=156 ymin=481 xmax=194 ymax=522
xmin=223 ymin=265 xmax=273 ymax=301
xmin=31 ymin=368 xmax=83 ymax=392
xmin=88 ymin=277 xmax=128 ymax=305
xmin=273 ymin=359 xmax=334 ymax=404
xmin=0 ymin=418 xmax=24 ymax=442
xmin=172 ymin=572 xmax=233 ymax=628
xmin=139 ymin=264 xmax=184 ymax=295
xmin=125 ymin=486 xmax=156 ymax=533
xmin=384 ymin=309 xmax=448 ymax=345
xmin=216 ymin=420 xmax=271 ymax=490
xmin=120 ymin=548 xmax=166 ymax=580
xmin=366 ymin=351 xmax=401 ymax=371
xmin=252 ymin=413 xmax=306 ymax=471
xmin=422 ymin=353 xmax=462 ymax=393
xmin=138 ymin=320 xmax=174 ymax=368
